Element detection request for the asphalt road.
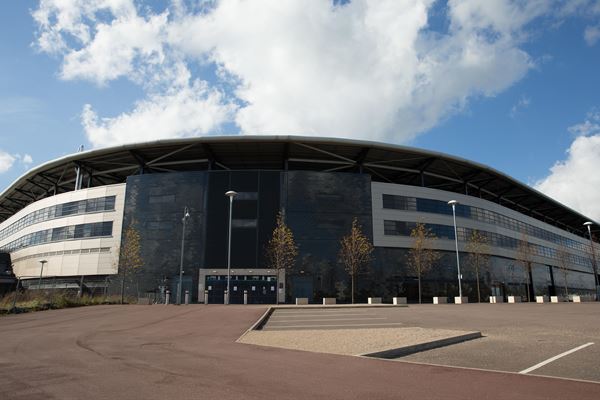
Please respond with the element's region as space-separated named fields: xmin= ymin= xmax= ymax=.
xmin=0 ymin=304 xmax=599 ymax=400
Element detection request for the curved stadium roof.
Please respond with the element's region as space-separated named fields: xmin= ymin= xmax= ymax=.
xmin=0 ymin=135 xmax=596 ymax=238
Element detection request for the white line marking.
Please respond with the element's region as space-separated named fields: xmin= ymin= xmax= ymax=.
xmin=269 ymin=317 xmax=387 ymax=323
xmin=519 ymin=342 xmax=594 ymax=374
xmin=271 ymin=313 xmax=371 ymax=318
xmin=264 ymin=322 xmax=405 ymax=329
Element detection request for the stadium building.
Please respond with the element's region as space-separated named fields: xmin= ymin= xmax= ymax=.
xmin=0 ymin=136 xmax=598 ymax=304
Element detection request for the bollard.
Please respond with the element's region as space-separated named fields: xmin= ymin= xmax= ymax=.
xmin=184 ymin=290 xmax=190 ymax=305
xmin=243 ymin=290 xmax=248 ymax=305
xmin=165 ymin=290 xmax=170 ymax=305
xmin=204 ymin=290 xmax=209 ymax=305
xmin=224 ymin=290 xmax=229 ymax=305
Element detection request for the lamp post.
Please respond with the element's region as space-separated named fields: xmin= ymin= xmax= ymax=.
xmin=448 ymin=200 xmax=462 ymax=299
xmin=38 ymin=260 xmax=47 ymax=290
xmin=225 ymin=190 xmax=238 ymax=305
xmin=177 ymin=206 xmax=191 ymax=305
xmin=583 ymin=221 xmax=600 ymax=300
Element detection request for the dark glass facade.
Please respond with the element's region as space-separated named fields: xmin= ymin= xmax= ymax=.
xmin=120 ymin=170 xmax=372 ymax=303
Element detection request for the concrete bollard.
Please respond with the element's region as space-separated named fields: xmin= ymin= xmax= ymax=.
xmin=550 ymin=296 xmax=560 ymax=303
xmin=165 ymin=290 xmax=170 ymax=305
xmin=433 ymin=296 xmax=447 ymax=304
xmin=244 ymin=290 xmax=248 ymax=305
xmin=393 ymin=297 xmax=407 ymax=305
xmin=489 ymin=296 xmax=504 ymax=303
xmin=454 ymin=296 xmax=468 ymax=304
xmin=368 ymin=297 xmax=382 ymax=304
xmin=508 ymin=296 xmax=521 ymax=303
xmin=572 ymin=295 xmax=581 ymax=303
xmin=184 ymin=290 xmax=190 ymax=305
xmin=296 ymin=297 xmax=309 ymax=305
xmin=204 ymin=290 xmax=209 ymax=305
xmin=536 ymin=295 xmax=548 ymax=303
xmin=224 ymin=290 xmax=229 ymax=305
xmin=322 ymin=297 xmax=336 ymax=305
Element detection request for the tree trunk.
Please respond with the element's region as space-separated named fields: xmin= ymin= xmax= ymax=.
xmin=418 ymin=274 xmax=422 ymax=304
xmin=525 ymin=264 xmax=531 ymax=302
xmin=351 ymin=273 xmax=355 ymax=304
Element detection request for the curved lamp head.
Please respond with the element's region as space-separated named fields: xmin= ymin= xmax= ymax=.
xmin=225 ymin=190 xmax=238 ymax=198
xmin=448 ymin=200 xmax=459 ymax=206
xmin=584 ymin=221 xmax=593 ymax=227
xmin=39 ymin=259 xmax=47 ymax=264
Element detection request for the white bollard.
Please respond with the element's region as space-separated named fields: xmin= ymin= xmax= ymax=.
xmin=244 ymin=290 xmax=248 ymax=305
xmin=508 ymin=296 xmax=521 ymax=303
xmin=550 ymin=296 xmax=559 ymax=303
xmin=536 ymin=295 xmax=548 ymax=303
xmin=433 ymin=296 xmax=447 ymax=304
xmin=489 ymin=296 xmax=504 ymax=303
xmin=572 ymin=295 xmax=581 ymax=303
xmin=204 ymin=290 xmax=209 ymax=305
xmin=165 ymin=290 xmax=170 ymax=305
xmin=454 ymin=296 xmax=468 ymax=304
xmin=184 ymin=290 xmax=190 ymax=305
xmin=224 ymin=290 xmax=229 ymax=305
xmin=322 ymin=297 xmax=336 ymax=305
xmin=368 ymin=297 xmax=382 ymax=304
xmin=393 ymin=297 xmax=407 ymax=305
xmin=295 ymin=298 xmax=309 ymax=305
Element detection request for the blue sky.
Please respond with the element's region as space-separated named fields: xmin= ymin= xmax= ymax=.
xmin=1 ymin=1 xmax=600 ymax=217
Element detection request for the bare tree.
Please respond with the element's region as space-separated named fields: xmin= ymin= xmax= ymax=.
xmin=265 ymin=211 xmax=298 ymax=304
xmin=515 ymin=232 xmax=534 ymax=302
xmin=406 ymin=223 xmax=440 ymax=304
xmin=465 ymin=230 xmax=490 ymax=303
xmin=338 ymin=217 xmax=374 ymax=304
xmin=555 ymin=245 xmax=570 ymax=298
xmin=118 ymin=220 xmax=143 ymax=304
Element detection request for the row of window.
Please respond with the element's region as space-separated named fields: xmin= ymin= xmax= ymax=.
xmin=0 ymin=221 xmax=113 ymax=253
xmin=383 ymin=220 xmax=591 ymax=267
xmin=11 ymin=247 xmax=111 ymax=263
xmin=382 ymin=194 xmax=588 ymax=252
xmin=0 ymin=196 xmax=116 ymax=243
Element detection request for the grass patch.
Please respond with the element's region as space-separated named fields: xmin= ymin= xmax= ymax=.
xmin=0 ymin=290 xmax=131 ymax=315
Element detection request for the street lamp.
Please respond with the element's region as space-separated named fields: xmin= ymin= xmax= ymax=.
xmin=38 ymin=260 xmax=47 ymax=290
xmin=177 ymin=206 xmax=191 ymax=305
xmin=583 ymin=221 xmax=600 ymax=299
xmin=448 ymin=200 xmax=462 ymax=299
xmin=225 ymin=190 xmax=238 ymax=305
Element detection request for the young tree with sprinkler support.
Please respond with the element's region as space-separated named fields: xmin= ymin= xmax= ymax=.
xmin=338 ymin=217 xmax=374 ymax=304
xmin=265 ymin=211 xmax=298 ymax=304
xmin=465 ymin=230 xmax=490 ymax=303
xmin=406 ymin=222 xmax=440 ymax=304
xmin=118 ymin=220 xmax=143 ymax=304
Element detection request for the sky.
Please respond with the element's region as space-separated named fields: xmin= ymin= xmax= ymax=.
xmin=1 ymin=0 xmax=600 ymax=219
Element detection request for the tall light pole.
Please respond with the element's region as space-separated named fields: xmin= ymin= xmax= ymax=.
xmin=225 ymin=190 xmax=238 ymax=305
xmin=38 ymin=260 xmax=47 ymax=290
xmin=177 ymin=206 xmax=191 ymax=305
xmin=448 ymin=200 xmax=462 ymax=299
xmin=583 ymin=221 xmax=600 ymax=300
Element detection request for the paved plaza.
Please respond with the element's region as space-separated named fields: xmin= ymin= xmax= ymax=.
xmin=0 ymin=303 xmax=598 ymax=399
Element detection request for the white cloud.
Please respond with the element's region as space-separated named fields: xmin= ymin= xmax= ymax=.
xmin=535 ymin=110 xmax=600 ymax=220
xmin=584 ymin=25 xmax=600 ymax=46
xmin=82 ymin=78 xmax=236 ymax=147
xmin=0 ymin=151 xmax=15 ymax=173
xmin=510 ymin=95 xmax=531 ymax=118
xmin=32 ymin=0 xmax=600 ymax=147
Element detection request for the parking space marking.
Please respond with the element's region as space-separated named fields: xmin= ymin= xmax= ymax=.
xmin=271 ymin=313 xmax=371 ymax=317
xmin=269 ymin=317 xmax=387 ymax=323
xmin=519 ymin=342 xmax=594 ymax=374
xmin=264 ymin=322 xmax=405 ymax=330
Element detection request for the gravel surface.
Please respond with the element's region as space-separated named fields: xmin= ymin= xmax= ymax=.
xmin=238 ymin=327 xmax=478 ymax=355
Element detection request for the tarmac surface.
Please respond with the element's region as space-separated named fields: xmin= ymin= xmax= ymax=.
xmin=0 ymin=304 xmax=599 ymax=399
